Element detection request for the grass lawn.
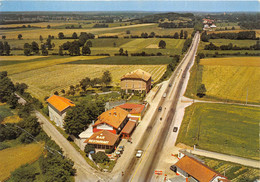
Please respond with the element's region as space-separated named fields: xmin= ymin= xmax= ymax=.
xmin=176 ymin=103 xmax=260 ymax=160
xmin=0 ymin=104 xmax=14 ymax=123
xmin=0 ymin=142 xmax=44 ymax=182
xmin=185 ymin=57 xmax=260 ymax=104
xmin=197 ymin=155 xmax=259 ymax=182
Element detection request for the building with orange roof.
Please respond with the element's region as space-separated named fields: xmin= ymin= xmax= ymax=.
xmin=118 ymin=103 xmax=146 ymax=121
xmin=121 ymin=69 xmax=152 ymax=93
xmin=93 ymin=107 xmax=129 ymax=134
xmin=47 ymin=95 xmax=75 ymax=127
xmin=174 ymin=150 xmax=229 ymax=182
xmin=84 ymin=130 xmax=120 ymax=152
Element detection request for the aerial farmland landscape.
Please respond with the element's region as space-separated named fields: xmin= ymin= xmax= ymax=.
xmin=0 ymin=1 xmax=259 ymax=182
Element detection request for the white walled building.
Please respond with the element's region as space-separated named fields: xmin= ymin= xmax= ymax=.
xmin=47 ymin=95 xmax=75 ymax=127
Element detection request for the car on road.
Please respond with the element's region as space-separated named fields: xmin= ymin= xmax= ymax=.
xmin=169 ymin=84 xmax=172 ymax=87
xmin=163 ymin=92 xmax=167 ymax=98
xmin=173 ymin=127 xmax=178 ymax=132
xmin=158 ymin=106 xmax=162 ymax=112
xmin=136 ymin=150 xmax=143 ymax=158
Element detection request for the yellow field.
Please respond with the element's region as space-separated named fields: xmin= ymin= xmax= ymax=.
xmin=200 ymin=57 xmax=260 ymax=103
xmin=10 ymin=64 xmax=166 ymax=101
xmin=200 ymin=57 xmax=260 ymax=67
xmin=2 ymin=115 xmax=21 ymax=124
xmin=0 ymin=56 xmax=48 ymax=61
xmin=0 ymin=143 xmax=44 ymax=181
xmin=0 ymin=21 xmax=77 ymax=28
xmin=0 ymin=56 xmax=107 ymax=75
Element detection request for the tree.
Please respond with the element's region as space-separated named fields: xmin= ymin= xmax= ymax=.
xmin=41 ymin=45 xmax=48 ymax=56
xmin=92 ymin=151 xmax=109 ymax=163
xmin=39 ymin=35 xmax=43 ymax=43
xmin=46 ymin=38 xmax=52 ymax=50
xmin=54 ymin=91 xmax=59 ymax=95
xmin=7 ymin=93 xmax=19 ymax=109
xmin=159 ymin=40 xmax=166 ymax=49
xmin=82 ymin=45 xmax=91 ymax=55
xmin=102 ymin=70 xmax=112 ymax=87
xmin=0 ymin=71 xmax=15 ymax=103
xmin=0 ymin=41 xmax=4 ymax=55
xmin=2 ymin=35 xmax=6 ymax=40
xmin=141 ymin=32 xmax=148 ymax=38
xmin=113 ymin=42 xmax=116 ymax=47
xmin=80 ymin=77 xmax=91 ymax=91
xmin=47 ymin=25 xmax=51 ymax=29
xmin=232 ymin=26 xmax=235 ymax=30
xmin=18 ymin=103 xmax=33 ymax=118
xmin=184 ymin=31 xmax=188 ymax=39
xmin=149 ymin=32 xmax=155 ymax=38
xmin=4 ymin=42 xmax=10 ymax=55
xmin=84 ymin=145 xmax=95 ymax=154
xmin=72 ymin=32 xmax=78 ymax=39
xmin=126 ymin=30 xmax=131 ymax=34
xmin=10 ymin=164 xmax=37 ymax=182
xmin=119 ymin=48 xmax=124 ymax=55
xmin=68 ymin=41 xmax=80 ymax=56
xmin=201 ymin=31 xmax=209 ymax=42
xmin=15 ymin=83 xmax=28 ymax=95
xmin=180 ymin=30 xmax=184 ymax=39
xmin=18 ymin=116 xmax=41 ymax=136
xmin=31 ymin=41 xmax=39 ymax=54
xmin=18 ymin=34 xmax=23 ymax=40
xmin=86 ymin=40 xmax=92 ymax=47
xmin=173 ymin=32 xmax=179 ymax=39
xmin=197 ymin=84 xmax=207 ymax=98
xmin=58 ymin=32 xmax=65 ymax=39
xmin=59 ymin=46 xmax=63 ymax=56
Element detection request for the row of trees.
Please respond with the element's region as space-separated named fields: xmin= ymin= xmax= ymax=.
xmin=158 ymin=22 xmax=194 ymax=29
xmin=208 ymin=31 xmax=257 ymax=40
xmin=125 ymin=30 xmax=188 ymax=39
xmin=204 ymin=41 xmax=260 ymax=51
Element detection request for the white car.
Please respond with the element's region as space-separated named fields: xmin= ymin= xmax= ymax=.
xmin=136 ymin=150 xmax=143 ymax=158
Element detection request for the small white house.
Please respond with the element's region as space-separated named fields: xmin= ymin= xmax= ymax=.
xmin=47 ymin=95 xmax=75 ymax=127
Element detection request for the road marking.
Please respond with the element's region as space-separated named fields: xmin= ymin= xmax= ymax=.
xmin=130 ymin=121 xmax=162 ymax=182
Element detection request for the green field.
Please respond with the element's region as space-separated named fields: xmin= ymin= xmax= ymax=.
xmin=64 ymin=56 xmax=173 ymax=65
xmin=0 ymin=104 xmax=14 ymax=123
xmin=176 ymin=103 xmax=260 ymax=160
xmin=185 ymin=57 xmax=260 ymax=104
xmin=198 ymin=156 xmax=259 ymax=182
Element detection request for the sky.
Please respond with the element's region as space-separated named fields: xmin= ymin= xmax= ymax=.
xmin=0 ymin=1 xmax=259 ymax=12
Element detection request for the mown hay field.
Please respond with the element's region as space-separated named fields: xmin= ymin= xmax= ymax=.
xmin=200 ymin=57 xmax=260 ymax=103
xmin=9 ymin=64 xmax=166 ymax=101
xmin=0 ymin=143 xmax=44 ymax=181
xmin=176 ymin=103 xmax=260 ymax=160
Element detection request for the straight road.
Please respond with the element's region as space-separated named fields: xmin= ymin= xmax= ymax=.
xmin=122 ymin=32 xmax=200 ymax=182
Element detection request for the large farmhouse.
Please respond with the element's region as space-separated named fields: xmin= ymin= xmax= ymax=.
xmin=93 ymin=107 xmax=129 ymax=134
xmin=121 ymin=69 xmax=152 ymax=93
xmin=47 ymin=95 xmax=75 ymax=127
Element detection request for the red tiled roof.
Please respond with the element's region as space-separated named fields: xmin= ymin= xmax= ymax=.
xmin=121 ymin=121 xmax=136 ymax=134
xmin=175 ymin=156 xmax=228 ymax=182
xmin=84 ymin=130 xmax=119 ymax=146
xmin=47 ymin=95 xmax=75 ymax=112
xmin=119 ymin=103 xmax=145 ymax=114
xmin=93 ymin=107 xmax=129 ymax=129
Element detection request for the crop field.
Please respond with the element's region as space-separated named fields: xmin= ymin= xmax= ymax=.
xmin=0 ymin=143 xmax=44 ymax=181
xmin=200 ymin=57 xmax=260 ymax=103
xmin=9 ymin=63 xmax=166 ymax=101
xmin=0 ymin=56 xmax=107 ymax=75
xmin=176 ymin=103 xmax=260 ymax=160
xmin=185 ymin=57 xmax=260 ymax=104
xmin=207 ymin=29 xmax=260 ymax=37
xmin=198 ymin=156 xmax=259 ymax=182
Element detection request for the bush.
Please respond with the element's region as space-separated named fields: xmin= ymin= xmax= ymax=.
xmin=84 ymin=144 xmax=95 ymax=154
xmin=10 ymin=164 xmax=37 ymax=182
xmin=19 ymin=133 xmax=33 ymax=144
xmin=0 ymin=143 xmax=10 ymax=150
xmin=105 ymin=148 xmax=113 ymax=154
xmin=92 ymin=151 xmax=110 ymax=163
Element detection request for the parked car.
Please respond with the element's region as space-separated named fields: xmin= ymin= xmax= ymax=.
xmin=173 ymin=127 xmax=178 ymax=132
xmin=170 ymin=165 xmax=177 ymax=172
xmin=169 ymin=84 xmax=172 ymax=87
xmin=136 ymin=150 xmax=143 ymax=158
xmin=158 ymin=106 xmax=162 ymax=112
